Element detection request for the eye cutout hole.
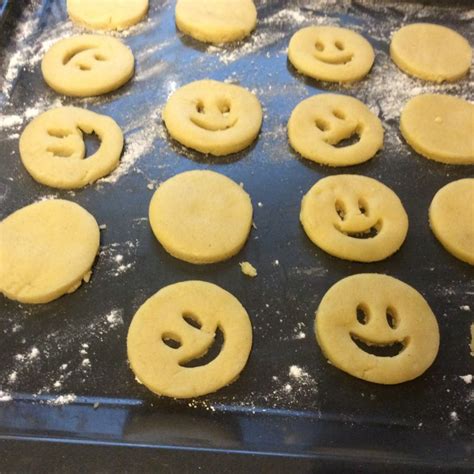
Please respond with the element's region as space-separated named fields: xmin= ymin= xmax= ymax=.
xmin=356 ymin=304 xmax=369 ymax=325
xmin=315 ymin=41 xmax=325 ymax=52
xmin=358 ymin=198 xmax=368 ymax=216
xmin=196 ymin=101 xmax=205 ymax=114
xmin=80 ymin=128 xmax=102 ymax=158
xmin=182 ymin=312 xmax=202 ymax=330
xmin=162 ymin=332 xmax=182 ymax=349
xmin=179 ymin=326 xmax=224 ymax=368
xmin=62 ymin=46 xmax=94 ymax=65
xmin=335 ymin=40 xmax=345 ymax=50
xmin=386 ymin=307 xmax=398 ymax=329
xmin=315 ymin=118 xmax=330 ymax=132
xmin=218 ymin=101 xmax=231 ymax=117
xmin=332 ymin=109 xmax=346 ymax=120
xmin=335 ymin=200 xmax=346 ymax=220
xmin=47 ymin=129 xmax=72 ymax=139
xmin=78 ymin=64 xmax=91 ymax=71
xmin=94 ymin=53 xmax=107 ymax=61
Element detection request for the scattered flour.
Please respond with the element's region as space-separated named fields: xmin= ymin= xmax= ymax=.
xmin=48 ymin=394 xmax=77 ymax=406
xmin=106 ymin=309 xmax=124 ymax=328
xmin=0 ymin=391 xmax=12 ymax=402
xmin=459 ymin=375 xmax=472 ymax=384
xmin=460 ymin=305 xmax=471 ymax=311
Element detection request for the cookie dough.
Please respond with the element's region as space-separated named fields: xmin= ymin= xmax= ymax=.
xmin=163 ymin=79 xmax=262 ymax=156
xmin=127 ymin=280 xmax=253 ymax=398
xmin=288 ymin=26 xmax=375 ymax=83
xmin=176 ymin=0 xmax=257 ymax=44
xmin=149 ymin=170 xmax=253 ymax=264
xmin=42 ymin=35 xmax=134 ymax=97
xmin=240 ymin=261 xmax=257 ymax=277
xmin=390 ymin=23 xmax=472 ymax=82
xmin=0 ymin=199 xmax=100 ymax=304
xmin=301 ymin=175 xmax=408 ymax=262
xmin=67 ymin=0 xmax=148 ymax=31
xmin=20 ymin=107 xmax=123 ymax=189
xmin=400 ymin=94 xmax=474 ymax=165
xmin=429 ymin=179 xmax=474 ymax=265
xmin=315 ymin=274 xmax=440 ymax=384
xmin=288 ymin=94 xmax=384 ymax=166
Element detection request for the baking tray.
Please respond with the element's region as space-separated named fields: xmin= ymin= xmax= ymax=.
xmin=0 ymin=0 xmax=473 ymax=471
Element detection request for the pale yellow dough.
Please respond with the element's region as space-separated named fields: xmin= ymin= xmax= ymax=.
xmin=400 ymin=94 xmax=474 ymax=165
xmin=0 ymin=200 xmax=100 ymax=304
xmin=288 ymin=94 xmax=384 ymax=166
xmin=20 ymin=107 xmax=123 ymax=189
xmin=301 ymin=175 xmax=408 ymax=262
xmin=163 ymin=80 xmax=262 ymax=156
xmin=315 ymin=274 xmax=440 ymax=384
xmin=149 ymin=170 xmax=253 ymax=264
xmin=42 ymin=35 xmax=134 ymax=97
xmin=429 ymin=179 xmax=474 ymax=265
xmin=127 ymin=280 xmax=253 ymax=398
xmin=67 ymin=0 xmax=148 ymax=31
xmin=176 ymin=0 xmax=257 ymax=44
xmin=240 ymin=261 xmax=257 ymax=277
xmin=288 ymin=26 xmax=375 ymax=83
xmin=390 ymin=23 xmax=472 ymax=83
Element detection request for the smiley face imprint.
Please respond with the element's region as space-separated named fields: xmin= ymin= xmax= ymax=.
xmin=288 ymin=94 xmax=384 ymax=167
xmin=288 ymin=26 xmax=375 ymax=83
xmin=163 ymin=80 xmax=263 ymax=156
xmin=127 ymin=281 xmax=253 ymax=398
xmin=315 ymin=274 xmax=440 ymax=385
xmin=19 ymin=107 xmax=123 ymax=189
xmin=42 ymin=34 xmax=134 ymax=97
xmin=301 ymin=175 xmax=408 ymax=262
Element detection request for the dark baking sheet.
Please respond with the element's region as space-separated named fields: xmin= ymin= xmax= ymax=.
xmin=0 ymin=0 xmax=473 ymax=471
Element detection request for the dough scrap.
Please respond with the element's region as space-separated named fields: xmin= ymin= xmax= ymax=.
xmin=240 ymin=261 xmax=257 ymax=277
xmin=176 ymin=0 xmax=257 ymax=44
xmin=42 ymin=35 xmax=134 ymax=97
xmin=390 ymin=23 xmax=472 ymax=83
xmin=288 ymin=93 xmax=384 ymax=166
xmin=400 ymin=94 xmax=474 ymax=165
xmin=163 ymin=79 xmax=262 ymax=156
xmin=67 ymin=0 xmax=148 ymax=31
xmin=301 ymin=175 xmax=408 ymax=262
xmin=315 ymin=274 xmax=440 ymax=384
xmin=0 ymin=199 xmax=100 ymax=304
xmin=288 ymin=26 xmax=375 ymax=83
xmin=149 ymin=170 xmax=253 ymax=264
xmin=20 ymin=107 xmax=123 ymax=189
xmin=127 ymin=280 xmax=253 ymax=398
xmin=429 ymin=179 xmax=474 ymax=265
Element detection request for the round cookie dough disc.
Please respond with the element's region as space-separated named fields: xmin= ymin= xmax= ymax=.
xmin=288 ymin=26 xmax=375 ymax=83
xmin=42 ymin=35 xmax=134 ymax=97
xmin=390 ymin=23 xmax=472 ymax=82
xmin=149 ymin=170 xmax=253 ymax=264
xmin=288 ymin=94 xmax=384 ymax=166
xmin=0 ymin=200 xmax=100 ymax=304
xmin=127 ymin=280 xmax=253 ymax=398
xmin=300 ymin=175 xmax=408 ymax=262
xmin=67 ymin=0 xmax=148 ymax=31
xmin=315 ymin=274 xmax=440 ymax=384
xmin=20 ymin=107 xmax=124 ymax=189
xmin=400 ymin=94 xmax=474 ymax=165
xmin=176 ymin=0 xmax=257 ymax=44
xmin=429 ymin=179 xmax=474 ymax=265
xmin=163 ymin=79 xmax=262 ymax=156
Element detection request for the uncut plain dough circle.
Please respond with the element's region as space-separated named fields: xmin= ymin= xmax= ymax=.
xmin=429 ymin=179 xmax=474 ymax=265
xmin=315 ymin=274 xmax=440 ymax=384
xmin=390 ymin=23 xmax=472 ymax=82
xmin=400 ymin=94 xmax=474 ymax=165
xmin=0 ymin=199 xmax=100 ymax=304
xmin=67 ymin=0 xmax=148 ymax=31
xmin=163 ymin=79 xmax=263 ymax=156
xmin=149 ymin=170 xmax=253 ymax=264
xmin=176 ymin=0 xmax=257 ymax=44
xmin=127 ymin=280 xmax=253 ymax=398
xmin=288 ymin=93 xmax=384 ymax=166
xmin=20 ymin=107 xmax=124 ymax=189
xmin=288 ymin=26 xmax=375 ymax=83
xmin=42 ymin=35 xmax=134 ymax=97
xmin=300 ymin=175 xmax=408 ymax=262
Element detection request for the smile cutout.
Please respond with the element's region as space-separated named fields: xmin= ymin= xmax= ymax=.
xmin=350 ymin=333 xmax=408 ymax=357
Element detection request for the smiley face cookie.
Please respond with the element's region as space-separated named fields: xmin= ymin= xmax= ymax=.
xmin=163 ymin=80 xmax=263 ymax=156
xmin=42 ymin=35 xmax=134 ymax=97
xmin=288 ymin=94 xmax=384 ymax=166
xmin=315 ymin=274 xmax=440 ymax=384
xmin=429 ymin=179 xmax=474 ymax=265
xmin=288 ymin=26 xmax=375 ymax=83
xmin=300 ymin=175 xmax=408 ymax=262
xmin=20 ymin=107 xmax=124 ymax=189
xmin=127 ymin=280 xmax=253 ymax=398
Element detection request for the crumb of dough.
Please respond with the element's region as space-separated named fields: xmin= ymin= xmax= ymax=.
xmin=99 ymin=224 xmax=107 ymax=230
xmin=83 ymin=271 xmax=92 ymax=283
xmin=240 ymin=261 xmax=257 ymax=277
xmin=470 ymin=324 xmax=474 ymax=357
